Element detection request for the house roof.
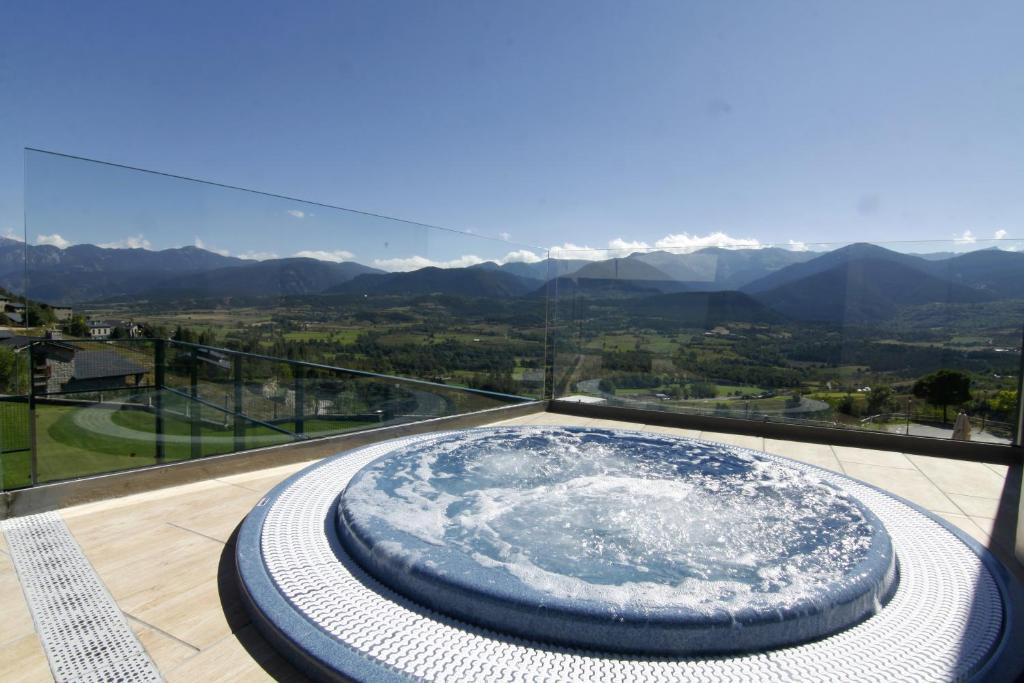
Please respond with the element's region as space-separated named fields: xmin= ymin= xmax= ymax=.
xmin=72 ymin=350 xmax=147 ymax=380
xmin=0 ymin=332 xmax=34 ymax=349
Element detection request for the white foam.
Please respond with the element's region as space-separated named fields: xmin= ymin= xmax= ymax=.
xmin=341 ymin=428 xmax=879 ymax=612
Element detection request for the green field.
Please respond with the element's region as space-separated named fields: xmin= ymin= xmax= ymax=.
xmin=1 ymin=403 xmax=373 ymax=490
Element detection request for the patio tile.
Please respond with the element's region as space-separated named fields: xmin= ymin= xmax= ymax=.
xmin=127 ymin=574 xmax=242 ymax=651
xmin=129 ymin=617 xmax=199 ymax=673
xmin=486 ymin=414 xmax=549 ymax=426
xmin=0 ymin=554 xmax=36 ymax=648
xmin=763 ymin=439 xmax=844 ymax=474
xmin=214 ymin=461 xmax=312 ymax=493
xmin=217 ymin=472 xmax=297 ymax=496
xmin=947 ymin=493 xmax=1004 ymax=519
xmin=933 ymin=512 xmax=992 ymax=545
xmin=584 ymin=418 xmax=647 ymax=429
xmin=969 ymin=516 xmax=997 ymax=536
xmin=699 ymin=432 xmax=764 ymax=451
xmin=984 ymin=463 xmax=1010 ymax=477
xmin=0 ymin=633 xmax=51 ymax=683
xmin=907 ymin=455 xmax=1007 ymax=499
xmin=164 ymin=625 xmax=304 ymax=683
xmin=840 ymin=462 xmax=961 ymax=514
xmin=164 ymin=488 xmax=265 ymax=543
xmin=504 ymin=412 xmax=590 ymax=426
xmin=641 ymin=424 xmax=702 ymax=439
xmin=831 ymin=446 xmax=915 ymax=469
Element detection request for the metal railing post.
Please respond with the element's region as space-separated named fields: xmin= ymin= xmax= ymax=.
xmin=190 ymin=348 xmax=202 ymax=458
xmin=154 ymin=339 xmax=165 ymax=462
xmin=1015 ymin=323 xmax=1024 ymax=448
xmin=233 ymin=354 xmax=245 ymax=452
xmin=294 ymin=365 xmax=305 ymax=437
xmin=27 ymin=343 xmax=38 ymax=486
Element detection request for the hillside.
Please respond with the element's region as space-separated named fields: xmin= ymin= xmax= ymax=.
xmin=752 ymin=257 xmax=995 ymax=323
xmin=741 ymin=243 xmax=933 ymax=294
xmin=571 ymin=257 xmax=674 ymax=281
xmin=627 ymin=290 xmax=784 ymax=326
xmin=536 ymin=276 xmax=688 ymax=298
xmin=471 ymin=258 xmax=590 ymax=281
xmin=145 ymin=258 xmax=382 ymax=298
xmin=927 ymin=248 xmax=1024 ymax=299
xmin=329 ymin=267 xmax=538 ymax=298
xmin=631 ymin=247 xmax=816 ymax=290
xmin=0 ymin=239 xmax=248 ymax=303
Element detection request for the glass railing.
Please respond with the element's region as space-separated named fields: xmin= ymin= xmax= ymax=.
xmin=550 ymin=238 xmax=1024 ymax=448
xmin=22 ymin=148 xmax=550 ymax=401
xmin=4 ymin=146 xmax=1022 ymax=490
xmin=6 ymin=338 xmax=525 ymax=488
xmin=7 ymin=148 xmax=549 ymax=489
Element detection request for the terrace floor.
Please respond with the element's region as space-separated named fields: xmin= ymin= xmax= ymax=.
xmin=1 ymin=411 xmax=1021 ymax=682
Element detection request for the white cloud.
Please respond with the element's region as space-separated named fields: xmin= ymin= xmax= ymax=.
xmin=787 ymin=240 xmax=809 ymax=252
xmin=1 ymin=228 xmax=23 ymax=242
xmin=194 ymin=237 xmax=230 ymax=257
xmin=293 ymin=249 xmax=355 ymax=262
xmin=36 ymin=233 xmax=71 ymax=248
xmin=547 ymin=242 xmax=613 ymax=261
xmin=287 ymin=209 xmax=306 ymax=219
xmin=498 ymin=231 xmax=511 ymax=241
xmin=994 ymin=229 xmax=1008 ymax=240
xmin=543 ymin=232 xmax=764 ymax=260
xmin=955 ymin=230 xmax=976 ymax=244
xmin=98 ymin=234 xmax=152 ymax=250
xmin=372 ymin=249 xmax=546 ymax=271
xmin=373 ymin=254 xmax=486 ymax=272
xmin=654 ymin=231 xmax=762 ymax=252
xmin=502 ymin=249 xmax=543 ymax=264
xmin=608 ymin=238 xmax=651 ymax=252
xmin=238 ymin=251 xmax=280 ymax=261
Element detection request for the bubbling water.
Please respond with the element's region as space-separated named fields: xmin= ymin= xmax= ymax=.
xmin=341 ymin=427 xmax=881 ymax=614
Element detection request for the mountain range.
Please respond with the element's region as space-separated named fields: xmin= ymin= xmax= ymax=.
xmin=4 ymin=237 xmax=1022 ymax=325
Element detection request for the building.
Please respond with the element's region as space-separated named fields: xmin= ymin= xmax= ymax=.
xmin=1 ymin=331 xmax=148 ymax=395
xmin=52 ymin=306 xmax=73 ymax=322
xmin=30 ymin=345 xmax=147 ymax=394
xmin=49 ymin=349 xmax=147 ymax=393
xmin=86 ymin=320 xmax=142 ymax=339
xmin=87 ymin=321 xmax=113 ymax=339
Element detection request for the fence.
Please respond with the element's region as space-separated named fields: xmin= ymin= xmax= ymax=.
xmin=0 ymin=338 xmax=528 ymax=491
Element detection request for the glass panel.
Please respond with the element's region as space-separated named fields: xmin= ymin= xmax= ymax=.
xmin=552 ymin=238 xmax=1024 ymax=448
xmin=30 ymin=340 xmax=157 ymax=484
xmin=0 ymin=345 xmax=30 ymax=490
xmin=18 ymin=149 xmax=537 ymax=486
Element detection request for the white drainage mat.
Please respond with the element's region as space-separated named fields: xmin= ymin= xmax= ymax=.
xmin=2 ymin=512 xmax=162 ymax=683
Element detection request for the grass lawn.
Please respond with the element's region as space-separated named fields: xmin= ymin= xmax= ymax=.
xmin=1 ymin=403 xmax=374 ymax=490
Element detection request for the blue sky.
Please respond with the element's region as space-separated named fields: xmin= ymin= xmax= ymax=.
xmin=2 ymin=1 xmax=1023 ymax=267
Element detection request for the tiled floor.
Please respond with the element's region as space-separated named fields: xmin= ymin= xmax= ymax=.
xmin=1 ymin=412 xmax=1020 ymax=682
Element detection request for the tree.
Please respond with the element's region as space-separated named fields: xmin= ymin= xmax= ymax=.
xmin=64 ymin=315 xmax=89 ymax=338
xmin=990 ymin=390 xmax=1018 ymax=420
xmin=866 ymin=385 xmax=895 ymax=415
xmin=689 ymin=381 xmax=717 ymax=399
xmin=0 ymin=346 xmax=24 ymax=393
xmin=912 ymin=370 xmax=972 ymax=423
xmin=26 ymin=303 xmax=56 ymax=327
xmin=597 ymin=378 xmax=616 ymax=395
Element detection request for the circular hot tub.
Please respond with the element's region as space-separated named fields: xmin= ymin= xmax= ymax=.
xmin=336 ymin=427 xmax=897 ymax=654
xmin=236 ymin=426 xmax=1022 ymax=682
